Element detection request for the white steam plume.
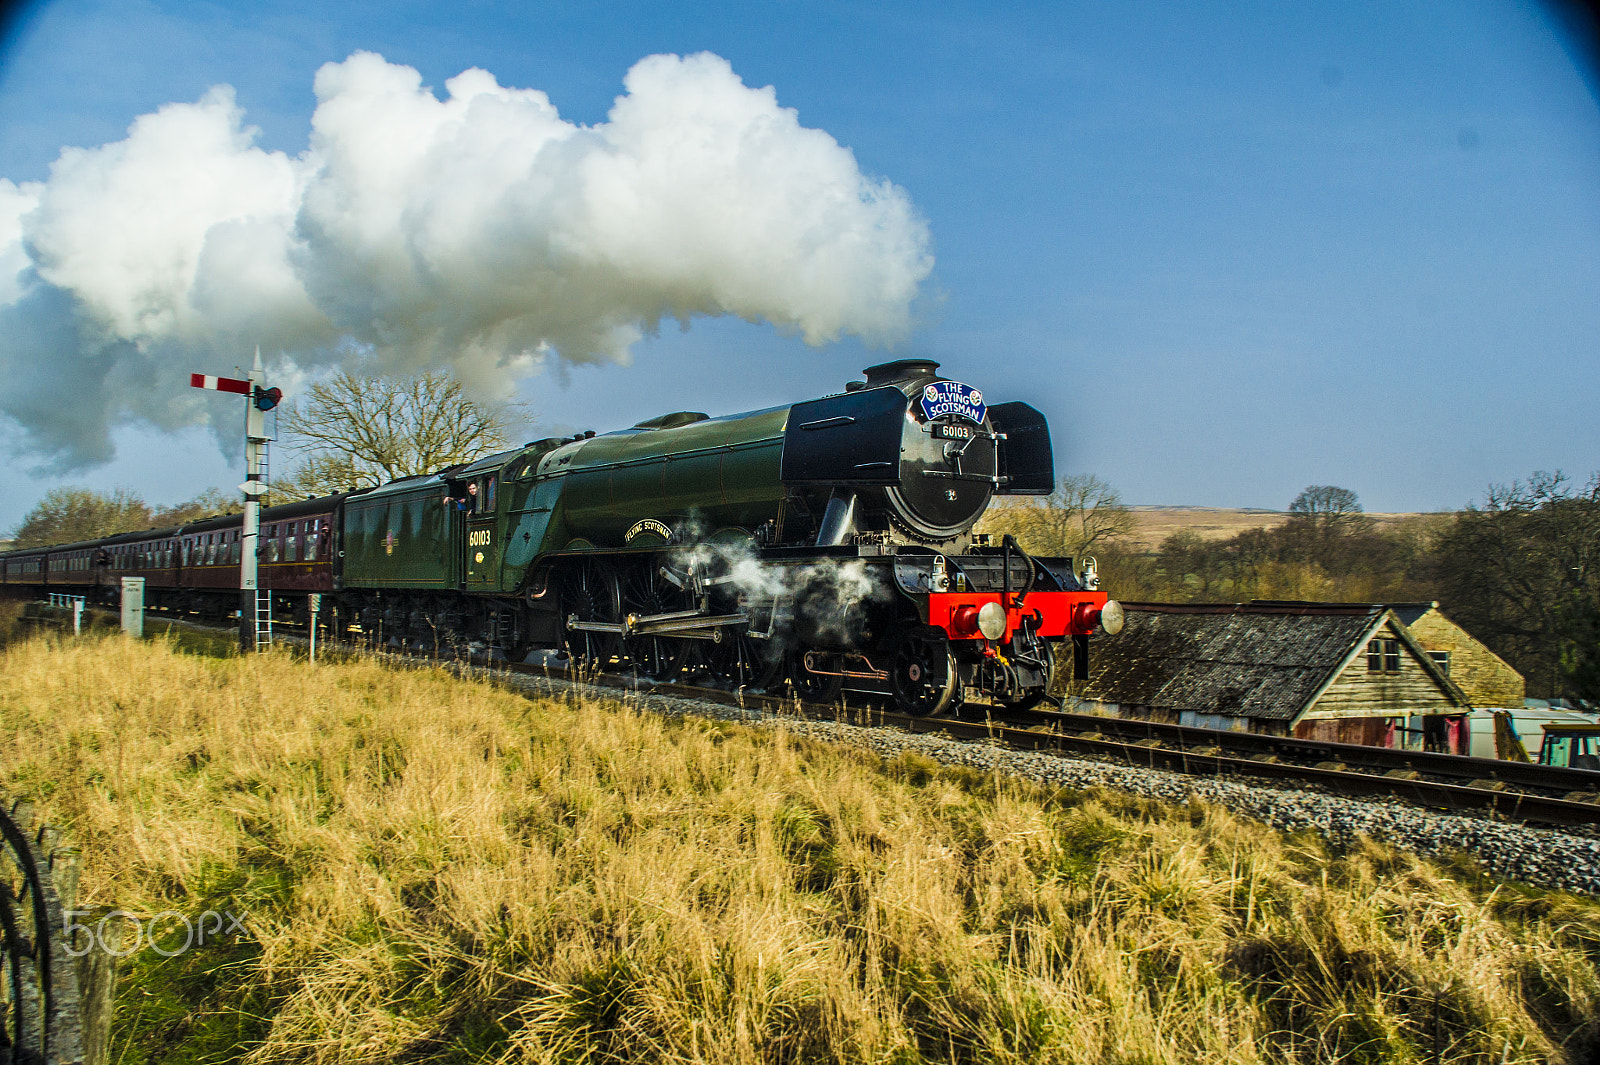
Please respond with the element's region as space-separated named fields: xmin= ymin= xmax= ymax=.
xmin=0 ymin=51 xmax=933 ymax=467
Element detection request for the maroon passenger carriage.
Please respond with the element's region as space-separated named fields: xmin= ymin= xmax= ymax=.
xmin=0 ymin=497 xmax=345 ymax=623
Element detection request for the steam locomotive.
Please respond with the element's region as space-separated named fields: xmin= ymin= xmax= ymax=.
xmin=0 ymin=360 xmax=1120 ymax=714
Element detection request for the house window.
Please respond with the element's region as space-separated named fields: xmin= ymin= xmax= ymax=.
xmin=1428 ymin=651 xmax=1451 ymax=676
xmin=1367 ymin=639 xmax=1401 ymax=673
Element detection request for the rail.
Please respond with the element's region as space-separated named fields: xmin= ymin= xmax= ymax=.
xmin=1032 ymin=710 xmax=1600 ymax=801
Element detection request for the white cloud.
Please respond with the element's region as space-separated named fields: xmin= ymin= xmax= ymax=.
xmin=0 ymin=50 xmax=933 ymax=467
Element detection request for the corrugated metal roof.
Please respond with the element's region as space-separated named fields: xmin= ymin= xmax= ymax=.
xmin=1082 ymin=603 xmax=1383 ymax=721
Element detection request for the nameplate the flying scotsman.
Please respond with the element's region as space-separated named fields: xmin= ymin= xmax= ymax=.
xmin=920 ymin=381 xmax=985 ymax=424
xmin=625 ymin=519 xmax=674 ymax=544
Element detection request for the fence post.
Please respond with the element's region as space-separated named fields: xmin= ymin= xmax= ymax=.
xmin=308 ymin=593 xmax=321 ymax=664
xmin=53 ymin=847 xmax=116 ymax=1065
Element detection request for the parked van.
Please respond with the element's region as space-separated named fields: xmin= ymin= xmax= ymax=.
xmin=1466 ymin=702 xmax=1600 ymax=763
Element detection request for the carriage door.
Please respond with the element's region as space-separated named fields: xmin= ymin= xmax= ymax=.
xmin=465 ymin=475 xmax=501 ymax=588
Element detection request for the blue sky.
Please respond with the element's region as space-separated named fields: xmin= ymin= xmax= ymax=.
xmin=1 ymin=0 xmax=1597 ymax=533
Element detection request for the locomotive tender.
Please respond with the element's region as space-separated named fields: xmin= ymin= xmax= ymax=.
xmin=1 ymin=360 xmax=1120 ymax=714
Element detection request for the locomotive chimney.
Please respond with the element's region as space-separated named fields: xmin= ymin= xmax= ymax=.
xmin=861 ymin=359 xmax=940 ymax=387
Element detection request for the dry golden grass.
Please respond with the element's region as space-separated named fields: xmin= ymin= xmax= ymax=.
xmin=2 ymin=630 xmax=1598 ymax=1064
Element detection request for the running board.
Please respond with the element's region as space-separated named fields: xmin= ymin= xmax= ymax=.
xmin=566 ymin=610 xmax=751 ymax=637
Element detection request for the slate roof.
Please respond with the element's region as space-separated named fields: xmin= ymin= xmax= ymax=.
xmin=1253 ymin=599 xmax=1443 ymax=628
xmin=1082 ymin=603 xmax=1386 ymax=721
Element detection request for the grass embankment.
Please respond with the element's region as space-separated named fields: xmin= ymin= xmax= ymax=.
xmin=2 ymin=631 xmax=1598 ymax=1064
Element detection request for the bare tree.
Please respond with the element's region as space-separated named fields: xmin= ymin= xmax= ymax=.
xmin=1433 ymin=470 xmax=1600 ymax=701
xmin=277 ymin=371 xmax=524 ymax=497
xmin=1287 ymin=485 xmax=1374 ymax=537
xmin=10 ymin=488 xmax=151 ymax=547
xmin=978 ymin=474 xmax=1136 ymax=559
xmin=151 ymin=487 xmax=236 ymax=525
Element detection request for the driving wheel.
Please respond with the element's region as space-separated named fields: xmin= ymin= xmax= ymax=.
xmin=557 ymin=559 xmax=622 ymax=671
xmin=620 ymin=560 xmax=692 ymax=681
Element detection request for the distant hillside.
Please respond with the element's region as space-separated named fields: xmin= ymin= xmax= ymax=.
xmin=1122 ymin=506 xmax=1439 ymax=551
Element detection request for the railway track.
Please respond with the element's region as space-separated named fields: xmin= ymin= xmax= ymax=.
xmin=26 ymin=602 xmax=1600 ymax=832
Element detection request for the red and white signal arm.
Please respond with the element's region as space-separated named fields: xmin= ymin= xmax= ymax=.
xmin=189 ymin=373 xmax=251 ymax=395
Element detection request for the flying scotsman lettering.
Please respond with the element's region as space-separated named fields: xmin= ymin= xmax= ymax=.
xmin=625 ymin=519 xmax=674 ymax=544
xmin=920 ymin=381 xmax=985 ymax=424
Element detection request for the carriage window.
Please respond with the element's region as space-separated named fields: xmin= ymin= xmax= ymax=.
xmin=286 ymin=527 xmax=298 ymax=562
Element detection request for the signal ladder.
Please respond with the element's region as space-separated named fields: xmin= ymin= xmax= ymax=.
xmin=251 ymin=439 xmax=272 ymax=652
xmin=254 ymin=589 xmax=274 ymax=650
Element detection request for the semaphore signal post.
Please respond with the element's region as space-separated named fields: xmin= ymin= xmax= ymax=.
xmin=189 ymin=349 xmax=282 ymax=652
